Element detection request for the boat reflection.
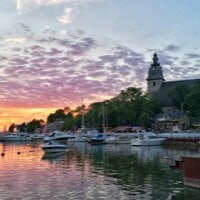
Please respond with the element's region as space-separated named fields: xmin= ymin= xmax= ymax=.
xmin=131 ymin=146 xmax=163 ymax=161
xmin=42 ymin=151 xmax=68 ymax=160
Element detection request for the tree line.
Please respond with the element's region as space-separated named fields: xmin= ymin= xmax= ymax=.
xmin=8 ymin=83 xmax=200 ymax=133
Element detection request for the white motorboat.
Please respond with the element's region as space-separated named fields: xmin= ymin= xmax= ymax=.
xmin=43 ymin=131 xmax=76 ymax=142
xmin=114 ymin=134 xmax=136 ymax=144
xmin=105 ymin=135 xmax=117 ymax=144
xmin=131 ymin=132 xmax=165 ymax=146
xmin=105 ymin=134 xmax=136 ymax=144
xmin=67 ymin=135 xmax=88 ymax=142
xmin=42 ymin=140 xmax=68 ymax=153
xmin=31 ymin=134 xmax=45 ymax=140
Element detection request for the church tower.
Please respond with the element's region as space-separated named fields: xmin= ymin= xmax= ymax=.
xmin=147 ymin=53 xmax=165 ymax=93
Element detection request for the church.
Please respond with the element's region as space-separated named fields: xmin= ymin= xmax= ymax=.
xmin=146 ymin=53 xmax=200 ymax=131
xmin=146 ymin=53 xmax=200 ymax=110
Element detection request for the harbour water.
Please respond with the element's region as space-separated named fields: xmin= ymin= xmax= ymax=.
xmin=0 ymin=141 xmax=200 ymax=200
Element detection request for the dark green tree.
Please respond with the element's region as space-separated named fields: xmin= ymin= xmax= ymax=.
xmin=62 ymin=112 xmax=76 ymax=131
xmin=168 ymin=84 xmax=190 ymax=110
xmin=115 ymin=87 xmax=146 ymax=125
xmin=26 ymin=119 xmax=43 ymax=133
xmin=8 ymin=123 xmax=16 ymax=133
xmin=138 ymin=95 xmax=161 ymax=128
xmin=184 ymin=82 xmax=200 ymax=118
xmin=47 ymin=109 xmax=66 ymax=123
xmin=18 ymin=122 xmax=27 ymax=132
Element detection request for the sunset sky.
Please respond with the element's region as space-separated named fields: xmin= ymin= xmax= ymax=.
xmin=1 ymin=0 xmax=200 ymax=130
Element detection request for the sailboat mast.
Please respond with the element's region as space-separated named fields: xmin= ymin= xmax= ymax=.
xmin=102 ymin=104 xmax=105 ymax=132
xmin=81 ymin=113 xmax=85 ymax=129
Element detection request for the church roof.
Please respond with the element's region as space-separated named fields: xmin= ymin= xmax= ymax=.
xmin=155 ymin=79 xmax=200 ymax=107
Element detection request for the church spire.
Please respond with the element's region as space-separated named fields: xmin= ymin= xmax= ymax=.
xmin=152 ymin=53 xmax=160 ymax=66
xmin=147 ymin=53 xmax=164 ymax=81
xmin=146 ymin=53 xmax=165 ymax=93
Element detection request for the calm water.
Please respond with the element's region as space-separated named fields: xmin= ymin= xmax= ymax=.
xmin=0 ymin=141 xmax=200 ymax=200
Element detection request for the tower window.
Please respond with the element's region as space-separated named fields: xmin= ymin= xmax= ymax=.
xmin=153 ymin=81 xmax=156 ymax=86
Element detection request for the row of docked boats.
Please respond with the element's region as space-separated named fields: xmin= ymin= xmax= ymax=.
xmin=2 ymin=129 xmax=200 ymax=155
xmin=0 ymin=130 xmax=166 ymax=146
xmin=41 ymin=130 xmax=200 ymax=147
xmin=0 ymin=132 xmax=33 ymax=141
xmin=3 ymin=129 xmax=200 ymax=155
xmin=0 ymin=130 xmax=76 ymax=142
xmin=0 ymin=130 xmax=170 ymax=155
xmin=109 ymin=132 xmax=165 ymax=146
xmin=81 ymin=131 xmax=166 ymax=146
xmin=41 ymin=131 xmax=166 ymax=154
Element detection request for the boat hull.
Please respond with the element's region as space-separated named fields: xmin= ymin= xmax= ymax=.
xmin=89 ymin=139 xmax=105 ymax=145
xmin=42 ymin=140 xmax=67 ymax=153
xmin=88 ymin=133 xmax=106 ymax=144
xmin=42 ymin=146 xmax=67 ymax=153
xmin=114 ymin=139 xmax=131 ymax=144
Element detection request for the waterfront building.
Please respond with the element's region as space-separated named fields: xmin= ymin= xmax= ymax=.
xmin=46 ymin=121 xmax=64 ymax=133
xmin=152 ymin=110 xmax=190 ymax=132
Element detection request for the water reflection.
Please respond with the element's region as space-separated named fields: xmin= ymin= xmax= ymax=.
xmin=0 ymin=141 xmax=200 ymax=199
xmin=42 ymin=151 xmax=68 ymax=160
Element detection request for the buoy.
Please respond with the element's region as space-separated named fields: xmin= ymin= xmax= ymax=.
xmin=17 ymin=151 xmax=21 ymax=155
xmin=1 ymin=152 xmax=5 ymax=156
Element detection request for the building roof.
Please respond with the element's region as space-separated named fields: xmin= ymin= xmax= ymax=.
xmin=155 ymin=79 xmax=200 ymax=107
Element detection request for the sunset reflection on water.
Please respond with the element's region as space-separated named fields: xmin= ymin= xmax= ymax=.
xmin=0 ymin=142 xmax=200 ymax=200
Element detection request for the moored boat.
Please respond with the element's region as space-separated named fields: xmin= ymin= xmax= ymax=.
xmin=2 ymin=133 xmax=32 ymax=141
xmin=114 ymin=134 xmax=135 ymax=144
xmin=131 ymin=132 xmax=165 ymax=146
xmin=67 ymin=134 xmax=88 ymax=142
xmin=89 ymin=133 xmax=106 ymax=144
xmin=42 ymin=140 xmax=68 ymax=153
xmin=31 ymin=134 xmax=45 ymax=140
xmin=105 ymin=135 xmax=117 ymax=144
xmin=43 ymin=131 xmax=75 ymax=142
